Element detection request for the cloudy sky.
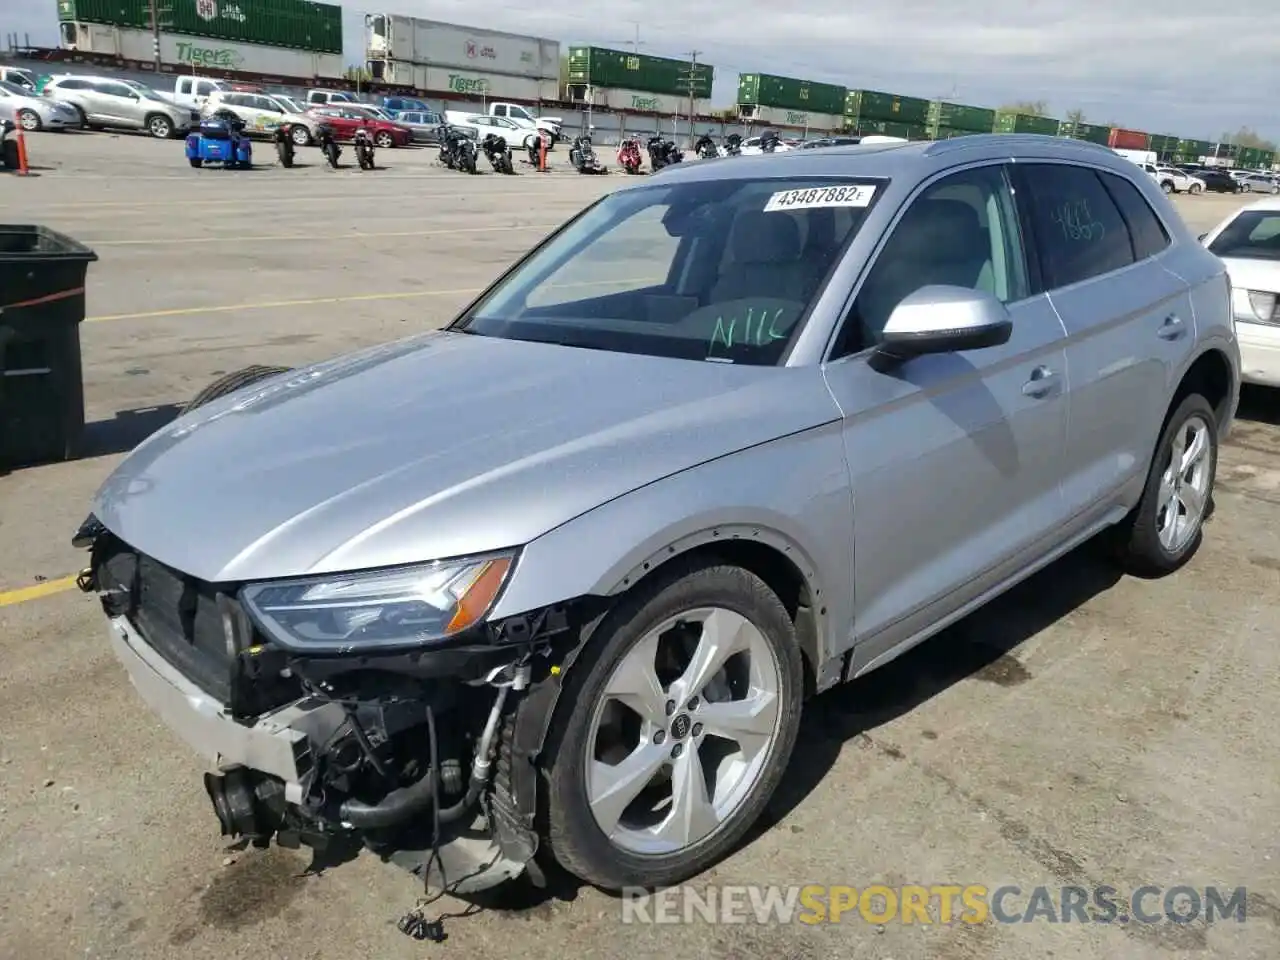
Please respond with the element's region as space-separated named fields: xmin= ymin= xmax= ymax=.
xmin=7 ymin=0 xmax=1277 ymax=143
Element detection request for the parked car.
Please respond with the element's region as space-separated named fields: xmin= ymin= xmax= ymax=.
xmin=798 ymin=136 xmax=864 ymax=149
xmin=381 ymin=95 xmax=434 ymax=114
xmin=1239 ymin=173 xmax=1279 ymax=194
xmin=445 ymin=111 xmax=542 ymax=151
xmin=42 ymin=74 xmax=197 ymax=137
xmin=305 ymin=104 xmax=410 ymax=147
xmin=1201 ymin=198 xmax=1280 ymax=386
xmin=76 ymin=134 xmax=1238 ymax=901
xmin=202 ymin=90 xmax=315 ymax=145
xmin=0 ymin=66 xmax=37 ymax=91
xmin=0 ymin=79 xmax=80 ymax=132
xmin=1140 ymin=163 xmax=1204 ymax=194
xmin=390 ymin=108 xmax=443 ymax=144
xmin=1195 ymin=168 xmax=1242 ymax=193
xmin=305 ymin=89 xmax=360 ymax=106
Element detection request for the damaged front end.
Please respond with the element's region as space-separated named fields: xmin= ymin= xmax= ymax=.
xmin=73 ymin=515 xmax=579 ymax=895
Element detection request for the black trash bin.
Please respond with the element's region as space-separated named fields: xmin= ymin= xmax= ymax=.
xmin=0 ymin=225 xmax=98 ymax=469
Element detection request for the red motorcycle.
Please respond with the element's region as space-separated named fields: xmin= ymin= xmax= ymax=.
xmin=616 ymin=137 xmax=644 ymax=174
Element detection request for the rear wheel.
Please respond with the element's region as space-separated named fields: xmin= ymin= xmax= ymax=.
xmin=542 ymin=561 xmax=803 ymax=891
xmin=1113 ymin=393 xmax=1218 ymax=576
xmin=374 ymin=131 xmax=393 ymax=148
xmin=17 ymin=109 xmax=41 ymax=132
xmin=1189 ymin=183 xmax=1202 ymax=195
xmin=291 ymin=124 xmax=311 ymax=146
xmin=182 ymin=364 xmax=293 ymax=414
xmin=188 ymin=158 xmax=203 ymax=168
xmin=1161 ymin=180 xmax=1173 ymax=194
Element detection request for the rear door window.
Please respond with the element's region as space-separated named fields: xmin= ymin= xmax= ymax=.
xmin=1097 ymin=173 xmax=1171 ymax=260
xmin=1016 ymin=163 xmax=1136 ymax=289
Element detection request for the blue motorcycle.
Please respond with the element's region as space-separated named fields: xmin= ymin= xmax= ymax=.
xmin=185 ymin=111 xmax=252 ymax=170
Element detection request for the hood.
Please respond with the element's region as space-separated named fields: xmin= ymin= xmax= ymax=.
xmin=93 ymin=332 xmax=838 ymax=584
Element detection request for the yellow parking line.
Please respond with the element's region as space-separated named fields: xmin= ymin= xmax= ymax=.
xmin=0 ymin=575 xmax=80 ymax=608
xmin=86 ymin=223 xmax=560 ymax=247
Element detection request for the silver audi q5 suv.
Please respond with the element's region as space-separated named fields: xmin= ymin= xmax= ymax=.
xmin=75 ymin=134 xmax=1239 ymax=898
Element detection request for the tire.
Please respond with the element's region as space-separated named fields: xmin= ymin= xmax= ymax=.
xmin=1189 ymin=184 xmax=1202 ymax=195
xmin=188 ymin=158 xmax=203 ymax=168
xmin=1242 ymin=182 xmax=1252 ymax=192
xmin=1161 ymin=180 xmax=1173 ymax=194
xmin=374 ymin=131 xmax=393 ymax=148
xmin=291 ymin=124 xmax=311 ymax=146
xmin=146 ymin=114 xmax=174 ymax=139
xmin=541 ymin=561 xmax=804 ymax=891
xmin=17 ymin=109 xmax=41 ymax=132
xmin=70 ymin=105 xmax=88 ymax=129
xmin=182 ymin=364 xmax=293 ymax=415
xmin=1113 ymin=393 xmax=1218 ymax=577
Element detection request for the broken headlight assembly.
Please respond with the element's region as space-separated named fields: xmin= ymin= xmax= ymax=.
xmin=240 ymin=553 xmax=516 ymax=654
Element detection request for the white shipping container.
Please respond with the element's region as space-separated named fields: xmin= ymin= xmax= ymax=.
xmin=599 ymin=87 xmax=709 ymax=116
xmin=742 ymin=105 xmax=842 ymax=131
xmin=70 ymin=24 xmax=343 ymax=79
xmin=423 ymin=67 xmax=541 ymax=103
xmin=368 ymin=15 xmax=558 ymax=80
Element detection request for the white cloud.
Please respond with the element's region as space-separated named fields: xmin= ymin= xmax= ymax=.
xmin=7 ymin=0 xmax=1277 ymax=142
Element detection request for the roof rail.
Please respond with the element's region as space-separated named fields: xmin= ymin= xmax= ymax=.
xmin=921 ymin=133 xmax=1118 ymax=158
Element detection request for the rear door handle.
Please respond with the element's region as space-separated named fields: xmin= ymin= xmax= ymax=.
xmin=1022 ymin=365 xmax=1059 ymax=398
xmin=1157 ymin=315 xmax=1186 ymax=340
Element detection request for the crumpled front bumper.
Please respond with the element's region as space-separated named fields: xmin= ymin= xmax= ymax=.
xmin=105 ymin=615 xmax=528 ymax=894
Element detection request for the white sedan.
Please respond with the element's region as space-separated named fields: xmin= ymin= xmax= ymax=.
xmin=0 ymin=80 xmax=79 ymax=131
xmin=1202 ymin=197 xmax=1280 ymax=386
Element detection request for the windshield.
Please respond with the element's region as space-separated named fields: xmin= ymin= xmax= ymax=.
xmin=456 ymin=176 xmax=882 ymax=365
xmin=1209 ymin=211 xmax=1280 ymax=261
xmin=0 ymin=80 xmax=32 ymax=97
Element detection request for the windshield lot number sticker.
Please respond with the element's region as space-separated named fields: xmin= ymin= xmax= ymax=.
xmin=764 ymin=185 xmax=876 ymax=212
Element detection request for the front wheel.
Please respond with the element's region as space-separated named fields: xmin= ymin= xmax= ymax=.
xmin=1189 ymin=183 xmax=1202 ymax=195
xmin=1161 ymin=180 xmax=1173 ymax=194
xmin=17 ymin=109 xmax=40 ymax=132
xmin=147 ymin=114 xmax=174 ymax=139
xmin=1242 ymin=182 xmax=1252 ymax=192
xmin=542 ymin=561 xmax=804 ymax=891
xmin=374 ymin=131 xmax=393 ymax=148
xmin=1113 ymin=393 xmax=1218 ymax=577
xmin=291 ymin=124 xmax=312 ymax=146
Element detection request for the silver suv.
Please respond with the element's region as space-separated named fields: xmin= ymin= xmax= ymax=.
xmin=42 ymin=74 xmax=196 ymax=138
xmin=76 ymin=135 xmax=1238 ymax=900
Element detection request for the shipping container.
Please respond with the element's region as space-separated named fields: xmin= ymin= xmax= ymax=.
xmin=1056 ymin=120 xmax=1111 ymax=145
xmin=1209 ymin=142 xmax=1239 ymax=159
xmin=1108 ymin=128 xmax=1150 ymax=150
xmin=1147 ymin=134 xmax=1179 ymax=158
xmin=993 ymin=111 xmax=1059 ymax=136
xmin=1175 ymin=138 xmax=1212 ymax=159
xmin=855 ymin=118 xmax=928 ymax=140
xmin=376 ymin=60 xmax=556 ymax=101
xmin=365 ymin=15 xmax=558 ymax=80
xmin=737 ymin=103 xmax=841 ymax=130
xmin=844 ymin=89 xmax=930 ymax=125
xmin=57 ymin=0 xmax=342 ymax=55
xmin=63 ymin=23 xmax=343 ymax=78
xmin=598 ymin=87 xmax=709 ymax=115
xmin=927 ymin=124 xmax=984 ymax=141
xmin=736 ymin=73 xmax=845 ymax=117
xmin=927 ymin=101 xmax=995 ymax=133
xmin=567 ymin=46 xmax=713 ymax=99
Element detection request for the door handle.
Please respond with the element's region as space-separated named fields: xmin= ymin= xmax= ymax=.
xmin=1157 ymin=315 xmax=1186 ymax=340
xmin=1022 ymin=365 xmax=1059 ymax=398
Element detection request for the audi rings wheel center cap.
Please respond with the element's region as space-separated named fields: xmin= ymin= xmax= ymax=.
xmin=670 ymin=714 xmax=692 ymax=739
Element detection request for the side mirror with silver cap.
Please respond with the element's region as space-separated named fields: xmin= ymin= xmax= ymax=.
xmin=873 ymin=285 xmax=1013 ymax=366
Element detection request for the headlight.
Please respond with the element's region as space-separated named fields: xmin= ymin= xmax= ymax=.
xmin=240 ymin=553 xmax=515 ymax=654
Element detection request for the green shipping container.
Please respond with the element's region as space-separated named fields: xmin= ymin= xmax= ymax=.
xmin=927 ymin=101 xmax=996 ymax=133
xmin=844 ymin=89 xmax=930 ymax=125
xmin=993 ymin=111 xmax=1060 ymax=136
xmin=927 ymin=123 xmax=984 ymax=141
xmin=56 ymin=0 xmax=342 ymax=55
xmin=1148 ymin=134 xmax=1179 ymax=158
xmin=1177 ymin=139 xmax=1212 ymax=158
xmin=1212 ymin=142 xmax=1239 ymax=158
xmin=737 ymin=73 xmax=845 ymax=116
xmin=1057 ymin=121 xmax=1111 ymax=145
xmin=856 ymin=119 xmax=925 ymax=139
xmin=567 ymin=47 xmax=713 ymax=99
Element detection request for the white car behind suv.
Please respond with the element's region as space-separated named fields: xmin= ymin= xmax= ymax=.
xmin=202 ymin=90 xmax=315 ymax=145
xmin=1141 ymin=163 xmax=1204 ymax=195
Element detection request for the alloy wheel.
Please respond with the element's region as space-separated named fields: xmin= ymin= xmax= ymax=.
xmin=1156 ymin=414 xmax=1211 ymax=553
xmin=18 ymin=109 xmax=39 ymax=131
xmin=584 ymin=606 xmax=782 ymax=856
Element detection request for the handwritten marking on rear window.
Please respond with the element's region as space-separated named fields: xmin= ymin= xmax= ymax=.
xmin=709 ymin=307 xmax=789 ymax=353
xmin=764 ymin=185 xmax=876 ymax=212
xmin=1051 ymin=199 xmax=1105 ymax=242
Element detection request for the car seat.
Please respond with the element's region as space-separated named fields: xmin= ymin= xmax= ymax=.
xmin=710 ymin=211 xmax=812 ymax=304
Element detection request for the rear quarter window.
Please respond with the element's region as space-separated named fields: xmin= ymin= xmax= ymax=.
xmin=1018 ymin=163 xmax=1136 ymax=289
xmin=1097 ymin=172 xmax=1171 ymax=260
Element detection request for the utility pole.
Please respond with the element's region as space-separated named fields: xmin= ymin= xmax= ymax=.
xmin=147 ymin=0 xmax=172 ymax=74
xmin=680 ymin=50 xmax=702 ymax=147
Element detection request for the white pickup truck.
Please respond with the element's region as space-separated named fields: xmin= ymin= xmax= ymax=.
xmin=488 ymin=102 xmax=562 ymax=143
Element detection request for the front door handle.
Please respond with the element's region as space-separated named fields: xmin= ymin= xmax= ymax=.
xmin=1022 ymin=365 xmax=1059 ymax=398
xmin=1157 ymin=315 xmax=1186 ymax=340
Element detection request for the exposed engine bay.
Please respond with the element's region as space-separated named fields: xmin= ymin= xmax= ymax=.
xmin=74 ymin=515 xmax=585 ymax=895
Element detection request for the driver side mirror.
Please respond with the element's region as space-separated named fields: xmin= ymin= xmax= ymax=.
xmin=1198 ymin=233 xmax=1207 ymax=242
xmin=875 ymin=285 xmax=1012 ymax=363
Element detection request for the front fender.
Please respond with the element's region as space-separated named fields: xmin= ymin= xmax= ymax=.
xmin=489 ymin=421 xmax=854 ymax=672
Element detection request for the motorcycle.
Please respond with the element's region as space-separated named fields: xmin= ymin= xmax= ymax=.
xmin=694 ymin=133 xmax=719 ymax=159
xmin=646 ymin=135 xmax=683 ymax=172
xmin=759 ymin=128 xmax=782 ymax=153
xmin=723 ymin=133 xmax=743 ymax=156
xmin=438 ymin=125 xmax=478 ymax=174
xmin=616 ymin=136 xmax=644 ymax=174
xmin=569 ymin=132 xmax=607 ymax=174
xmin=480 ymin=133 xmax=515 ymax=174
xmin=273 ymin=123 xmax=297 ymax=167
xmin=353 ymin=127 xmax=376 ymax=171
xmin=525 ymin=130 xmax=549 ymax=169
xmin=316 ymin=123 xmax=342 ymax=169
